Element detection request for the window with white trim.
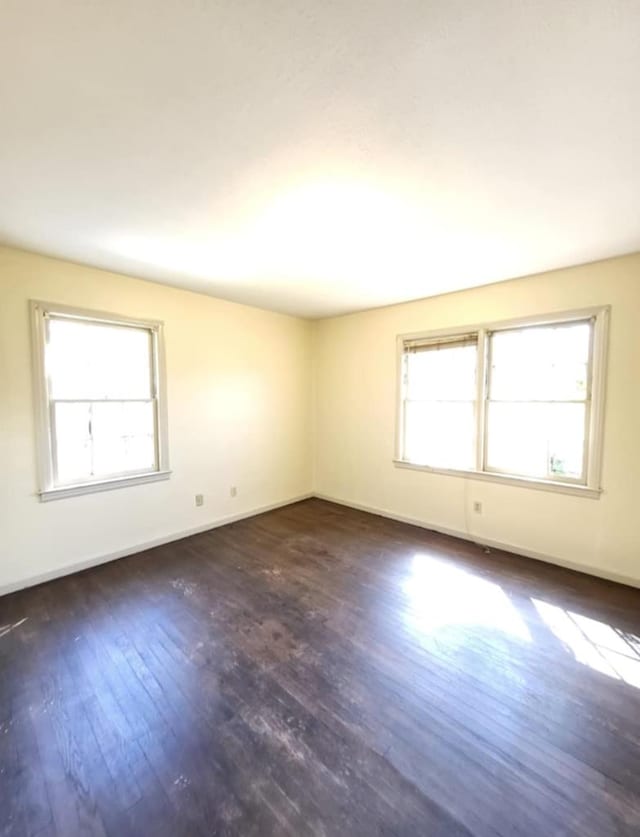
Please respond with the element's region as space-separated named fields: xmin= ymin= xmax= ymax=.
xmin=403 ymin=333 xmax=478 ymax=472
xmin=31 ymin=302 xmax=170 ymax=500
xmin=396 ymin=308 xmax=608 ymax=495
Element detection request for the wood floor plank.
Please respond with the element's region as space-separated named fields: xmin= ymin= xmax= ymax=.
xmin=2 ymin=498 xmax=640 ymax=836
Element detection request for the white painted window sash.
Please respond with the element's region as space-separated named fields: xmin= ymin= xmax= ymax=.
xmin=482 ymin=317 xmax=594 ymax=486
xmin=30 ymin=301 xmax=171 ymax=501
xmin=395 ymin=306 xmax=610 ymax=498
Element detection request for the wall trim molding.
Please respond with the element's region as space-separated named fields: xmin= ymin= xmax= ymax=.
xmin=0 ymin=493 xmax=313 ymax=597
xmin=314 ymin=492 xmax=640 ymax=590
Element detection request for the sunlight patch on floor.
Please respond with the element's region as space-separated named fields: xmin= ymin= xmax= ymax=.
xmin=402 ymin=554 xmax=531 ymax=642
xmin=532 ymin=600 xmax=640 ymax=688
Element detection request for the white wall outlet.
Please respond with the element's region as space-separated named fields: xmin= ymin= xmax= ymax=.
xmin=230 ymin=486 xmax=237 ymax=497
xmin=195 ymin=494 xmax=204 ymax=507
xmin=473 ymin=501 xmax=483 ymax=514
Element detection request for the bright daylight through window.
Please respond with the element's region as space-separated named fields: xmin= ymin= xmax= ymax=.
xmin=397 ymin=309 xmax=608 ymax=495
xmin=32 ymin=303 xmax=169 ymax=500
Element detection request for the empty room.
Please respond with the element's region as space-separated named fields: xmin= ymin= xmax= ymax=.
xmin=1 ymin=2 xmax=640 ymax=835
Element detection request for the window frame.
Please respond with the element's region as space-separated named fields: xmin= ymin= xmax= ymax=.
xmin=394 ymin=306 xmax=610 ymax=499
xmin=31 ymin=301 xmax=171 ymax=501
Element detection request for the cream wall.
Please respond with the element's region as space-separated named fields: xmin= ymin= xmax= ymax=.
xmin=2 ymin=246 xmax=639 ymax=594
xmin=0 ymin=246 xmax=313 ymax=593
xmin=314 ymin=254 xmax=640 ymax=586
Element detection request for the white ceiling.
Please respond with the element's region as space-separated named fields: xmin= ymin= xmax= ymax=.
xmin=1 ymin=1 xmax=639 ymax=318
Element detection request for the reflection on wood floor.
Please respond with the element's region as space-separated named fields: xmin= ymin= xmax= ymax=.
xmin=1 ymin=498 xmax=640 ymax=836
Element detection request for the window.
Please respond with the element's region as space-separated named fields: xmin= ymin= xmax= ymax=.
xmin=403 ymin=333 xmax=478 ymax=471
xmin=31 ymin=302 xmax=170 ymax=500
xmin=485 ymin=321 xmax=591 ymax=482
xmin=396 ymin=308 xmax=609 ymax=497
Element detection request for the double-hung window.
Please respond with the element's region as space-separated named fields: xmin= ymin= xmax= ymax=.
xmin=31 ymin=302 xmax=170 ymax=500
xmin=396 ymin=308 xmax=609 ymax=496
xmin=402 ymin=333 xmax=478 ymax=471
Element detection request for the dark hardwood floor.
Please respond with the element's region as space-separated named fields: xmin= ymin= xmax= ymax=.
xmin=2 ymin=499 xmax=640 ymax=836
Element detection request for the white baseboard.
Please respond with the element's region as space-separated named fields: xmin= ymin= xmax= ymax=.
xmin=314 ymin=493 xmax=640 ymax=590
xmin=0 ymin=493 xmax=313 ymax=597
xmin=5 ymin=490 xmax=638 ymax=596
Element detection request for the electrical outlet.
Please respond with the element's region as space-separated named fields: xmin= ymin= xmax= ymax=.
xmin=230 ymin=486 xmax=237 ymax=498
xmin=473 ymin=501 xmax=483 ymax=514
xmin=195 ymin=494 xmax=204 ymax=507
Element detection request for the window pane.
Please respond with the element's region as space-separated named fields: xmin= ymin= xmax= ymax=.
xmin=54 ymin=402 xmax=92 ymax=484
xmin=47 ymin=318 xmax=153 ymax=400
xmin=405 ymin=401 xmax=475 ymax=470
xmin=53 ymin=401 xmax=156 ymax=483
xmin=485 ymin=402 xmax=586 ymax=480
xmin=490 ymin=322 xmax=591 ymax=402
xmin=91 ymin=401 xmax=156 ymax=476
xmin=406 ymin=344 xmax=477 ymax=401
xmin=404 ymin=342 xmax=477 ymax=469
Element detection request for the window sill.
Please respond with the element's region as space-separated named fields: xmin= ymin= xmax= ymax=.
xmin=39 ymin=470 xmax=172 ymax=502
xmin=392 ymin=460 xmax=602 ymax=499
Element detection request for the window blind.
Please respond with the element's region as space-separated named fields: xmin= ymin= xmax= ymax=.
xmin=403 ymin=332 xmax=478 ymax=353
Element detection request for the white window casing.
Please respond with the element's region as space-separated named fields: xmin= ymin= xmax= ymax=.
xmin=31 ymin=301 xmax=171 ymax=501
xmin=394 ymin=306 xmax=609 ymax=499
